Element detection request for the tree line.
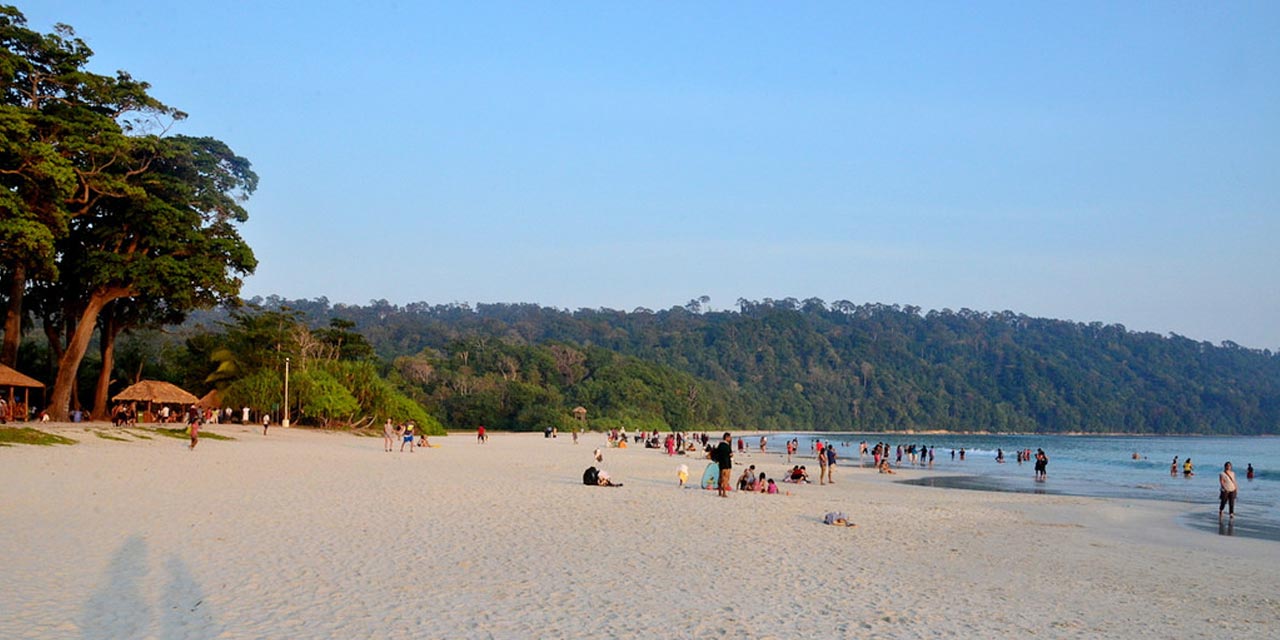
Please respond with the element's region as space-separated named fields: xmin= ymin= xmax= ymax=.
xmin=160 ymin=295 xmax=1277 ymax=435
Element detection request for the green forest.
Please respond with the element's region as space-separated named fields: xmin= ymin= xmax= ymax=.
xmin=18 ymin=295 xmax=1270 ymax=436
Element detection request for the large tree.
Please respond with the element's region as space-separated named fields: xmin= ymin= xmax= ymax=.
xmin=43 ymin=134 xmax=256 ymax=420
xmin=0 ymin=5 xmax=178 ymax=366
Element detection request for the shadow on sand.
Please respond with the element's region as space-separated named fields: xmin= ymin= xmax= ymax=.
xmin=81 ymin=535 xmax=223 ymax=638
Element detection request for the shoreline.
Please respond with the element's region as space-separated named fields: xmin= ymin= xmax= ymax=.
xmin=3 ymin=426 xmax=1278 ymax=638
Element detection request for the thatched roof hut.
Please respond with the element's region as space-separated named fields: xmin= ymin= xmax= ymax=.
xmin=113 ymin=380 xmax=198 ymax=405
xmin=1 ymin=363 xmax=45 ymax=422
xmin=0 ymin=363 xmax=44 ymax=389
xmin=195 ymin=388 xmax=221 ymax=409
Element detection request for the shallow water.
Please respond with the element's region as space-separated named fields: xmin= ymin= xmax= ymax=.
xmin=771 ymin=433 xmax=1280 ymax=542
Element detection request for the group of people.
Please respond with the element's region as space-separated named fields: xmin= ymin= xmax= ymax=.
xmin=784 ymin=465 xmax=812 ymax=483
xmin=382 ymin=419 xmax=429 ymax=452
xmin=704 ymin=432 xmax=848 ymax=496
xmin=735 ymin=465 xmax=780 ymax=493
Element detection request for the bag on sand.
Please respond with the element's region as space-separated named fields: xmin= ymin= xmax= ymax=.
xmin=582 ymin=466 xmax=599 ymax=486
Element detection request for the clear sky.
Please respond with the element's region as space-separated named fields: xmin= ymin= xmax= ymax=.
xmin=26 ymin=1 xmax=1280 ymax=348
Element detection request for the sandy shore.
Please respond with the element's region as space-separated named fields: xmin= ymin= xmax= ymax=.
xmin=2 ymin=424 xmax=1277 ymax=639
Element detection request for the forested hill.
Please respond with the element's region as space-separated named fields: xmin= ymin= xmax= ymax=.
xmin=211 ymin=297 xmax=1280 ymax=435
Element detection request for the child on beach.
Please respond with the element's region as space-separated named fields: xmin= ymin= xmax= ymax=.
xmin=678 ymin=464 xmax=689 ymax=487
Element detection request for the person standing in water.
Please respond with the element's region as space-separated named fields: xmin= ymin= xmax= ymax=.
xmin=1219 ymin=461 xmax=1238 ymax=520
xmin=1034 ymin=448 xmax=1048 ymax=481
xmin=1171 ymin=457 xmax=1179 ymax=477
xmin=1183 ymin=458 xmax=1194 ymax=477
xmin=1247 ymin=464 xmax=1255 ymax=480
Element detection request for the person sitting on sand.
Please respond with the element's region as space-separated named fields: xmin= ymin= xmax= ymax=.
xmin=757 ymin=472 xmax=768 ymax=493
xmin=766 ymin=478 xmax=779 ymax=494
xmin=738 ymin=465 xmax=757 ymax=491
xmin=878 ymin=458 xmax=895 ymax=474
xmin=677 ymin=464 xmax=689 ymax=487
xmin=596 ymin=469 xmax=622 ymax=487
xmin=787 ymin=466 xmax=810 ymax=483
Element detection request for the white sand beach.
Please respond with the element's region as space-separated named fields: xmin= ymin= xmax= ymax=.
xmin=2 ymin=425 xmax=1277 ymax=639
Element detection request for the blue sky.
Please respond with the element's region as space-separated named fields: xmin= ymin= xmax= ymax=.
xmin=27 ymin=1 xmax=1280 ymax=348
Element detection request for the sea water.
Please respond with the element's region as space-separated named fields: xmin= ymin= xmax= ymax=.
xmin=772 ymin=433 xmax=1280 ymax=542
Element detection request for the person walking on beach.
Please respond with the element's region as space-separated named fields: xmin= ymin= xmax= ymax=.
xmin=383 ymin=418 xmax=396 ymax=452
xmin=714 ymin=432 xmax=733 ymax=497
xmin=400 ymin=422 xmax=415 ymax=452
xmin=188 ymin=413 xmax=201 ymax=450
xmin=1219 ymin=462 xmax=1238 ymax=520
xmin=817 ymin=441 xmax=829 ymax=485
xmin=262 ymin=413 xmax=270 ymax=435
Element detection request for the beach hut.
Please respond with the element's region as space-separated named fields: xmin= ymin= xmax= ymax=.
xmin=195 ymin=388 xmax=221 ymax=409
xmin=112 ymin=380 xmax=199 ymax=423
xmin=0 ymin=363 xmax=44 ymax=422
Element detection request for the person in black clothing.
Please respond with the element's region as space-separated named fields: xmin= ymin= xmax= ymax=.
xmin=714 ymin=432 xmax=733 ymax=498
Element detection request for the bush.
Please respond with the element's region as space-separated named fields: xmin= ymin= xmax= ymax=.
xmin=292 ymin=369 xmax=360 ymax=426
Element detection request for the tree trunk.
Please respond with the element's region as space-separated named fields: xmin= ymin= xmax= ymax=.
xmin=42 ymin=318 xmax=67 ymax=364
xmin=48 ymin=287 xmax=131 ymax=421
xmin=91 ymin=309 xmax=123 ymax=420
xmin=1 ymin=264 xmax=26 ymax=367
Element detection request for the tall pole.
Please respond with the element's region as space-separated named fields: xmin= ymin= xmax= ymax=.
xmin=283 ymin=357 xmax=291 ymax=428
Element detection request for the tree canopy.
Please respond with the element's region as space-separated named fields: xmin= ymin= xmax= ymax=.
xmin=195 ymin=296 xmax=1280 ymax=435
xmin=0 ymin=6 xmax=256 ymax=419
